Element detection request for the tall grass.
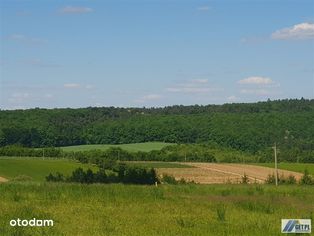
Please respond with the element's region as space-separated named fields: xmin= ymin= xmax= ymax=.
xmin=0 ymin=183 xmax=313 ymax=236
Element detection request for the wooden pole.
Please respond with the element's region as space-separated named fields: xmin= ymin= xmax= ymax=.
xmin=274 ymin=142 xmax=278 ymax=186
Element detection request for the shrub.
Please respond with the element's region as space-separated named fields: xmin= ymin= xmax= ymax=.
xmin=68 ymin=168 xmax=86 ymax=183
xmin=46 ymin=166 xmax=158 ymax=185
xmin=85 ymin=169 xmax=95 ymax=184
xmin=161 ymin=174 xmax=178 ymax=184
xmin=286 ymin=175 xmax=296 ymax=184
xmin=117 ymin=165 xmax=159 ymax=185
xmin=241 ymin=173 xmax=249 ymax=184
xmin=265 ymin=173 xmax=298 ymax=185
xmin=265 ymin=173 xmax=276 ymax=184
xmin=94 ymin=169 xmax=107 ymax=183
xmin=300 ymin=169 xmax=314 ymax=185
xmin=46 ymin=172 xmax=65 ymax=182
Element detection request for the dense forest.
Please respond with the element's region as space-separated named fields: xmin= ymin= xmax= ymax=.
xmin=0 ymin=99 xmax=313 ymax=161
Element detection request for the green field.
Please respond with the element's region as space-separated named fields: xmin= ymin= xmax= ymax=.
xmin=0 ymin=158 xmax=97 ymax=181
xmin=0 ymin=183 xmax=313 ymax=236
xmin=255 ymin=163 xmax=314 ymax=175
xmin=61 ymin=142 xmax=175 ymax=152
xmin=126 ymin=161 xmax=191 ymax=168
xmin=0 ymin=158 xmax=189 ymax=182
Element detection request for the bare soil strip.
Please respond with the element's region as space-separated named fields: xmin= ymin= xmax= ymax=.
xmin=157 ymin=167 xmax=241 ymax=184
xmin=157 ymin=163 xmax=303 ymax=184
xmin=0 ymin=176 xmax=8 ymax=183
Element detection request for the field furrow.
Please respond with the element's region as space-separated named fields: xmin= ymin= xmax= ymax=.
xmin=157 ymin=163 xmax=303 ymax=184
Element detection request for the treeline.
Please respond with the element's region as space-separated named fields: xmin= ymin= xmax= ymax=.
xmin=47 ymin=163 xmax=159 ymax=185
xmin=1 ymin=99 xmax=313 ymax=155
xmin=0 ymin=145 xmax=217 ymax=162
xmin=1 ymin=144 xmax=313 ymax=163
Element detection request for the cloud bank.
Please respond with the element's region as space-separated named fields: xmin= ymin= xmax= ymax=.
xmin=166 ymin=79 xmax=220 ymax=94
xmin=238 ymin=76 xmax=273 ymax=85
xmin=59 ymin=6 xmax=93 ymax=14
xmin=272 ymin=22 xmax=314 ymax=40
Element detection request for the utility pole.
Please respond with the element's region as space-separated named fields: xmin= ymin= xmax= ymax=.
xmin=273 ymin=142 xmax=278 ymax=186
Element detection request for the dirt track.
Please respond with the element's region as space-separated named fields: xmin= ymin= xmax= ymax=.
xmin=157 ymin=163 xmax=303 ymax=184
xmin=0 ymin=176 xmax=8 ymax=183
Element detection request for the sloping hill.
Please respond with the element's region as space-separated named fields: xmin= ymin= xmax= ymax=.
xmin=61 ymin=142 xmax=175 ymax=152
xmin=0 ymin=99 xmax=313 ymax=162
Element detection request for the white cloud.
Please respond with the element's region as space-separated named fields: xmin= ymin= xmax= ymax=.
xmin=85 ymin=85 xmax=94 ymax=89
xmin=240 ymin=89 xmax=270 ymax=96
xmin=134 ymin=94 xmax=162 ymax=103
xmin=59 ymin=6 xmax=93 ymax=14
xmin=44 ymin=94 xmax=53 ymax=99
xmin=271 ymin=22 xmax=314 ymax=40
xmin=24 ymin=59 xmax=62 ymax=68
xmin=8 ymin=34 xmax=26 ymax=40
xmin=197 ymin=6 xmax=211 ymax=11
xmin=237 ymin=76 xmax=280 ymax=97
xmin=63 ymin=83 xmax=95 ymax=89
xmin=166 ymin=87 xmax=216 ymax=93
xmin=63 ymin=83 xmax=81 ymax=88
xmin=95 ymin=102 xmax=103 ymax=107
xmin=166 ymin=79 xmax=221 ymax=94
xmin=142 ymin=94 xmax=162 ymax=100
xmin=238 ymin=76 xmax=273 ymax=85
xmin=8 ymin=93 xmax=30 ymax=104
xmin=7 ymin=34 xmax=46 ymax=44
xmin=227 ymin=95 xmax=237 ymax=102
xmin=192 ymin=79 xmax=208 ymax=83
xmin=12 ymin=93 xmax=30 ymax=98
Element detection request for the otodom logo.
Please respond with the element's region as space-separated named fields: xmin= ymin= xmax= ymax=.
xmin=281 ymin=219 xmax=311 ymax=234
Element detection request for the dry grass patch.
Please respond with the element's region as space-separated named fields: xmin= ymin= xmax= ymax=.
xmin=157 ymin=163 xmax=303 ymax=184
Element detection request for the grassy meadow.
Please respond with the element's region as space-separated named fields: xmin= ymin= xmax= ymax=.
xmin=0 ymin=157 xmax=313 ymax=235
xmin=0 ymin=183 xmax=313 ymax=236
xmin=126 ymin=161 xmax=191 ymax=168
xmin=0 ymin=157 xmax=97 ymax=181
xmin=0 ymin=158 xmax=190 ymax=182
xmin=61 ymin=142 xmax=175 ymax=152
xmin=255 ymin=163 xmax=314 ymax=175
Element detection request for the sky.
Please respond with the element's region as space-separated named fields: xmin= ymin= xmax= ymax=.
xmin=0 ymin=0 xmax=314 ymax=109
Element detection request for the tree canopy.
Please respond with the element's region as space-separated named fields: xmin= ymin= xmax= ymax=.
xmin=0 ymin=99 xmax=313 ymax=157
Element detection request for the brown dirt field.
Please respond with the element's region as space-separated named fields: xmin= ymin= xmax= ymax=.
xmin=0 ymin=176 xmax=8 ymax=183
xmin=157 ymin=163 xmax=303 ymax=184
xmin=157 ymin=167 xmax=241 ymax=184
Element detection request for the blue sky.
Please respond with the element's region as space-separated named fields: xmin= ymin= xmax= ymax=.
xmin=0 ymin=0 xmax=314 ymax=109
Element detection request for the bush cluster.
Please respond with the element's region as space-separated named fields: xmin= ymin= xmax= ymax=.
xmin=0 ymin=145 xmax=218 ymax=163
xmin=46 ymin=164 xmax=159 ymax=185
xmin=265 ymin=170 xmax=313 ymax=185
xmin=1 ymin=143 xmax=314 ymax=164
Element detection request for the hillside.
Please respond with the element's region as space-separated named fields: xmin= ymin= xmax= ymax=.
xmin=0 ymin=99 xmax=313 ymax=159
xmin=61 ymin=142 xmax=175 ymax=152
